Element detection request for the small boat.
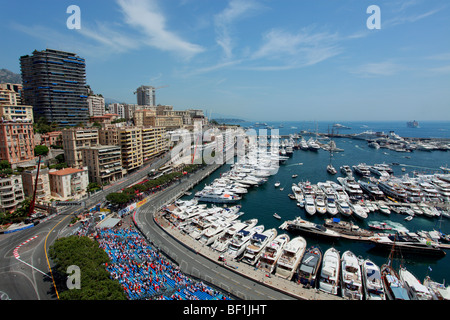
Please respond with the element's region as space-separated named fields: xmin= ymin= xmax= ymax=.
xmin=273 ymin=213 xmax=281 ymax=220
xmin=274 ymin=182 xmax=281 ymax=188
xmin=404 ymin=216 xmax=413 ymax=221
xmin=368 ymin=222 xmax=392 ymax=231
xmin=327 ymin=164 xmax=337 ymax=175
xmin=319 ymin=247 xmax=340 ymax=295
xmin=292 ymin=174 xmax=298 ymax=178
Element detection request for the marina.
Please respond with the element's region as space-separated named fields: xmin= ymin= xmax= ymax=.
xmin=156 ymin=120 xmax=450 ymax=300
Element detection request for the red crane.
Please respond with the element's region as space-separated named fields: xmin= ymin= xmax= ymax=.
xmin=28 ymin=155 xmax=42 ymax=217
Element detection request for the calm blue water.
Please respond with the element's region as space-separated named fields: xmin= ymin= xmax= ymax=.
xmin=183 ymin=121 xmax=450 ymax=285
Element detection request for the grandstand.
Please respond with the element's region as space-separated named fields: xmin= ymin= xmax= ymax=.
xmin=97 ymin=228 xmax=230 ymax=300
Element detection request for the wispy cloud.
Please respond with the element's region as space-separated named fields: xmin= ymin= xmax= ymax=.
xmin=214 ymin=0 xmax=264 ymax=60
xmin=351 ymin=61 xmax=403 ymax=77
xmin=117 ymin=0 xmax=204 ymax=59
xmin=384 ymin=6 xmax=445 ymax=28
xmin=247 ymin=27 xmax=342 ymax=71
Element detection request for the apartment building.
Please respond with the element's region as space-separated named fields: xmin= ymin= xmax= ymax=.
xmin=0 ymin=122 xmax=35 ymax=165
xmin=21 ymin=167 xmax=51 ymax=202
xmin=87 ymin=94 xmax=105 ymax=117
xmin=0 ymin=83 xmax=23 ymax=106
xmin=119 ymin=127 xmax=143 ymax=172
xmin=48 ymin=167 xmax=89 ymax=200
xmin=40 ymin=131 xmax=62 ymax=147
xmin=20 ymin=49 xmax=89 ymax=127
xmin=141 ymin=127 xmax=167 ymax=161
xmin=61 ymin=128 xmax=99 ymax=168
xmin=133 ymin=108 xmax=156 ymax=127
xmin=0 ymin=175 xmax=25 ymax=213
xmin=81 ymin=145 xmax=124 ymax=185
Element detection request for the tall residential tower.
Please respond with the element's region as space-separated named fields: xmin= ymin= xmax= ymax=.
xmin=20 ymin=49 xmax=89 ymax=127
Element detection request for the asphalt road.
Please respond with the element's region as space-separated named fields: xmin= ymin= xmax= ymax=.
xmin=0 ymin=155 xmax=169 ymax=300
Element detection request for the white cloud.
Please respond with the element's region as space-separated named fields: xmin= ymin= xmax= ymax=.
xmin=248 ymin=28 xmax=342 ymax=70
xmin=214 ymin=0 xmax=264 ymax=59
xmin=351 ymin=61 xmax=403 ymax=77
xmin=117 ymin=0 xmax=204 ymax=59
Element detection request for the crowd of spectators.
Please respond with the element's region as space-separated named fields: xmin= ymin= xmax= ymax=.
xmin=95 ymin=227 xmax=230 ymax=300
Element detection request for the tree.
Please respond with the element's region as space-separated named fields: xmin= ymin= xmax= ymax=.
xmin=49 ymin=236 xmax=126 ymax=300
xmin=34 ymin=145 xmax=49 ymax=156
xmin=87 ymin=182 xmax=101 ymax=193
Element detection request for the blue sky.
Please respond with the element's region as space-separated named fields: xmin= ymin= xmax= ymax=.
xmin=1 ymin=0 xmax=449 ymax=121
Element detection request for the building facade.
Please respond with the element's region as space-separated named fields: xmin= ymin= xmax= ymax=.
xmin=81 ymin=145 xmax=124 ymax=185
xmin=20 ymin=49 xmax=89 ymax=127
xmin=21 ymin=167 xmax=51 ymax=202
xmin=87 ymin=95 xmax=105 ymax=117
xmin=0 ymin=175 xmax=25 ymax=213
xmin=48 ymin=167 xmax=89 ymax=200
xmin=135 ymin=85 xmax=156 ymax=106
xmin=0 ymin=122 xmax=35 ymax=165
xmin=119 ymin=127 xmax=143 ymax=172
xmin=62 ymin=128 xmax=99 ymax=168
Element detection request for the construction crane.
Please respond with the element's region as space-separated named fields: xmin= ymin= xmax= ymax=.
xmin=28 ymin=155 xmax=42 ymax=217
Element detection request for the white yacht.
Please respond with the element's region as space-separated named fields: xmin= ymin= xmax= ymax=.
xmin=340 ymin=165 xmax=352 ymax=177
xmin=399 ymin=267 xmax=433 ymax=300
xmin=197 ymin=219 xmax=231 ymax=246
xmin=211 ymin=220 xmax=253 ymax=252
xmin=274 ymin=236 xmax=307 ymax=280
xmin=242 ymin=228 xmax=277 ymax=266
xmin=348 ymin=201 xmax=368 ymax=219
xmin=326 ymin=197 xmax=338 ymax=216
xmin=337 ymin=200 xmax=352 ymax=217
xmin=226 ymin=225 xmax=264 ymax=259
xmin=257 ymin=234 xmax=290 ymax=274
xmin=377 ymin=180 xmax=408 ymax=201
xmin=361 ymin=259 xmax=386 ymax=300
xmin=315 ymin=192 xmax=327 ymax=215
xmin=319 ymin=247 xmax=340 ymax=295
xmin=377 ymin=201 xmax=391 ymax=215
xmin=341 ymin=251 xmax=363 ymax=300
xmin=337 ymin=176 xmax=363 ymax=199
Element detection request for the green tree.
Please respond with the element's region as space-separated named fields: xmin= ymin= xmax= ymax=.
xmin=87 ymin=182 xmax=101 ymax=193
xmin=34 ymin=145 xmax=49 ymax=156
xmin=49 ymin=236 xmax=126 ymax=300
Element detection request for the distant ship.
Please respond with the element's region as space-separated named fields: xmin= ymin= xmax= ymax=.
xmin=407 ymin=120 xmax=419 ymax=128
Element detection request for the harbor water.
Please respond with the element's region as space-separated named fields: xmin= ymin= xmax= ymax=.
xmin=182 ymin=121 xmax=450 ymax=286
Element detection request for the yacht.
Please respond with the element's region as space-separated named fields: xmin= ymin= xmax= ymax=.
xmin=329 ymin=181 xmax=349 ymax=202
xmin=211 ymin=220 xmax=254 ymax=252
xmin=326 ymin=197 xmax=338 ymax=216
xmin=399 ymin=267 xmax=433 ymax=300
xmin=319 ymin=247 xmax=340 ymax=295
xmin=352 ymin=163 xmax=371 ymax=177
xmin=299 ymin=138 xmax=309 ymax=150
xmin=337 ymin=176 xmax=364 ymax=199
xmin=242 ymin=228 xmax=277 ymax=266
xmin=377 ymin=201 xmax=391 ymax=215
xmin=369 ymin=165 xmax=390 ymax=178
xmin=377 ymin=180 xmax=408 ymax=201
xmin=327 ymin=164 xmax=337 ymax=175
xmin=195 ymin=189 xmax=242 ymax=203
xmin=197 ymin=219 xmax=231 ymax=246
xmin=359 ymin=181 xmax=385 ymax=199
xmin=348 ymin=201 xmax=368 ymax=219
xmin=315 ymin=192 xmax=327 ymax=215
xmin=381 ymin=264 xmax=410 ymax=300
xmin=226 ymin=224 xmax=264 ymax=259
xmin=361 ymin=259 xmax=386 ymax=300
xmin=257 ymin=234 xmax=290 ymax=274
xmin=297 ymin=246 xmax=323 ymax=287
xmin=340 ymin=165 xmax=353 ymax=176
xmin=275 ymin=236 xmax=307 ymax=280
xmin=307 ymin=138 xmax=320 ymax=151
xmin=337 ymin=200 xmax=352 ymax=217
xmin=341 ymin=251 xmax=363 ymax=300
